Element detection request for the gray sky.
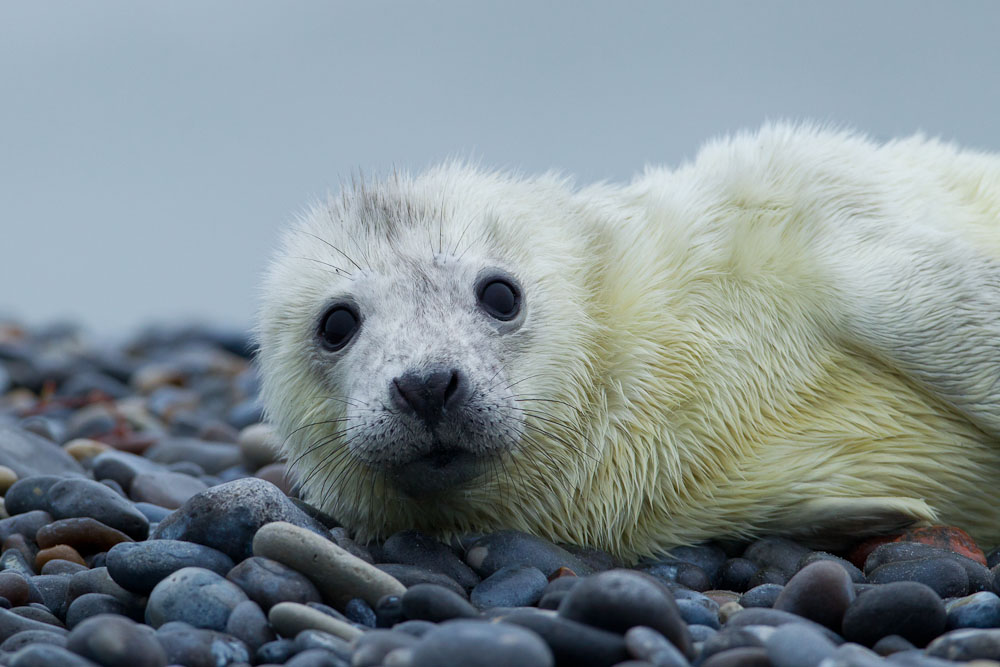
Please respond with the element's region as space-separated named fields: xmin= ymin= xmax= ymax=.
xmin=2 ymin=1 xmax=999 ymax=337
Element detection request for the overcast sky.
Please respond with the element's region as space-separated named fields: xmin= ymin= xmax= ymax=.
xmin=2 ymin=1 xmax=999 ymax=337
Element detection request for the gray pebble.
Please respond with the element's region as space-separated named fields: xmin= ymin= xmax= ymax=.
xmin=353 ymin=629 xmax=420 ymax=667
xmin=47 ymin=477 xmax=149 ymax=540
xmin=0 ymin=426 xmax=84 ymax=479
xmin=466 ymin=530 xmax=592 ymax=578
xmin=677 ymin=598 xmax=720 ymax=629
xmin=842 ymin=580 xmax=946 ymax=647
xmin=401 ymin=583 xmax=479 ymax=622
xmin=376 ymin=563 xmax=467 ymax=597
xmin=65 ymin=593 xmax=126 ymax=629
xmin=152 ymin=478 xmax=328 ymax=561
xmin=155 ymin=623 xmax=251 ymax=666
xmin=0 ymin=607 xmax=68 ymax=642
xmin=129 ymin=470 xmax=208 ymax=509
xmin=764 ymin=622 xmax=836 ymax=667
xmin=773 ymin=560 xmax=855 ymax=630
xmin=284 ymin=647 xmax=351 ymax=667
xmin=256 ymin=638 xmax=297 ymax=664
xmin=8 ymin=643 xmax=100 ymax=666
xmin=739 ymin=583 xmax=784 ymax=608
xmin=226 ymin=556 xmax=322 ymax=611
xmin=558 ymin=569 xmax=692 ymax=658
xmin=470 ymin=565 xmax=547 ymax=609
xmin=345 ymin=597 xmax=377 ymax=627
xmin=500 ymin=608 xmax=629 ymax=666
xmin=146 ymin=566 xmax=249 ymax=630
xmin=225 ymin=599 xmax=275 ymax=651
xmin=945 ymin=590 xmax=1000 ymax=629
xmin=382 ymin=530 xmax=480 ymax=589
xmin=624 ymin=625 xmax=689 ymax=667
xmin=925 ymin=627 xmax=1000 ymax=661
xmin=0 ymin=629 xmax=67 ymax=652
xmin=408 ymin=618 xmax=554 ymax=667
xmin=66 ymin=613 xmax=167 ymax=667
xmin=107 ymin=539 xmax=235 ymax=595
xmin=868 ymin=557 xmax=970 ymax=598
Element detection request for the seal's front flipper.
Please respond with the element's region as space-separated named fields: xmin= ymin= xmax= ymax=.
xmin=776 ymin=496 xmax=937 ymax=551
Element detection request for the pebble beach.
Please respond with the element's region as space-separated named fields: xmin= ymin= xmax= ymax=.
xmin=0 ymin=319 xmax=998 ymax=667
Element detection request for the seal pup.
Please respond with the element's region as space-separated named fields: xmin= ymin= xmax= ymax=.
xmin=257 ymin=124 xmax=1000 ymax=561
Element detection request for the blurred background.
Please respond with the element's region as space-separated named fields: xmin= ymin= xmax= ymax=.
xmin=2 ymin=1 xmax=999 ymax=338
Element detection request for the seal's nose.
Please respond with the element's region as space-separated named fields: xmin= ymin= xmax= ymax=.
xmin=391 ymin=366 xmax=468 ymax=428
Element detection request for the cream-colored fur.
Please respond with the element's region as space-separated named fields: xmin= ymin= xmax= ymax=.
xmin=257 ymin=124 xmax=1000 ymax=561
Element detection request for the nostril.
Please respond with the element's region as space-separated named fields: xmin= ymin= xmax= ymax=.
xmin=443 ymin=370 xmax=461 ymax=408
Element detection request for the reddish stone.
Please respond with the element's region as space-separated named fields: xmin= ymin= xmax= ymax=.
xmin=35 ymin=517 xmax=133 ymax=552
xmin=893 ymin=526 xmax=986 ymax=566
xmin=35 ymin=544 xmax=87 ymax=570
xmin=846 ymin=535 xmax=900 ymax=570
xmin=547 ymin=566 xmax=578 ymax=581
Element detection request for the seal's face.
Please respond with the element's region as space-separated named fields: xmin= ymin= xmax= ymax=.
xmin=258 ymin=167 xmax=597 ymax=540
xmin=314 ymin=258 xmax=526 ymax=498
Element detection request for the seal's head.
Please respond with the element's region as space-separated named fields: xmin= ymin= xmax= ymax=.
xmin=257 ymin=166 xmax=599 ymax=544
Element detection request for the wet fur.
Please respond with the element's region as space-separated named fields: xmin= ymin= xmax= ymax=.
xmin=257 ymin=124 xmax=1000 ymax=561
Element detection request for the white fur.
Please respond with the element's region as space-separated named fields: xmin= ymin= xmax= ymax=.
xmin=257 ymin=124 xmax=1000 ymax=560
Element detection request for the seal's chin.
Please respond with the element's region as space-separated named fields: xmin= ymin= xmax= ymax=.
xmin=389 ymin=448 xmax=483 ymax=498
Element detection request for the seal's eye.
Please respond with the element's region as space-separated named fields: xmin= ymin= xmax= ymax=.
xmin=318 ymin=306 xmax=359 ymax=351
xmin=477 ymin=277 xmax=521 ymax=321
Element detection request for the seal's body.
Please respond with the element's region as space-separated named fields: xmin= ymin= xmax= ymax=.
xmin=258 ymin=125 xmax=1000 ymax=561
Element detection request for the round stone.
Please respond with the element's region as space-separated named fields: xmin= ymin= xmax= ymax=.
xmin=408 ymin=619 xmax=554 ymax=667
xmin=623 ymin=625 xmax=688 ymax=667
xmin=106 ymin=539 xmax=235 ymax=595
xmin=128 ymin=471 xmax=208 ymax=509
xmin=47 ymin=478 xmax=149 ymax=540
xmin=145 ymin=567 xmax=249 ymax=630
xmin=36 ymin=517 xmax=134 ymax=552
xmin=763 ymin=622 xmax=837 ymax=667
xmin=926 ymin=628 xmax=1000 ymax=661
xmin=470 ymin=565 xmax=547 ymax=609
xmin=715 ymin=558 xmax=757 ymax=592
xmin=946 ymin=591 xmax=1000 ymax=630
xmin=772 ymin=560 xmax=855 ymax=630
xmin=867 ymin=557 xmax=969 ymax=598
xmin=153 ymin=479 xmax=328 ymax=561
xmin=224 ymin=599 xmax=274 ymax=651
xmin=401 ymin=583 xmax=479 ymax=622
xmin=557 ymin=569 xmax=692 ymax=658
xmin=739 ymin=584 xmax=784 ymax=608
xmin=465 ymin=531 xmax=592 ymax=578
xmin=497 ymin=609 xmax=629 ymax=666
xmin=841 ymin=580 xmax=946 ymax=647
xmin=66 ymin=613 xmax=168 ymax=667
xmin=382 ymin=530 xmax=480 ymax=590
xmin=65 ymin=593 xmax=126 ymax=629
xmin=225 ymin=556 xmax=322 ymax=610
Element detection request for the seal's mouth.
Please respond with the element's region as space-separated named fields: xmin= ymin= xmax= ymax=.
xmin=389 ymin=447 xmax=483 ymax=497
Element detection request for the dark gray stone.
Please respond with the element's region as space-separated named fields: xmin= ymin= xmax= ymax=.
xmin=106 ymin=539 xmax=235 ymax=595
xmin=772 ymin=560 xmax=855 ymax=630
xmin=226 ymin=556 xmax=322 ymax=611
xmin=224 ymin=599 xmax=274 ymax=651
xmin=352 ymin=629 xmax=419 ymax=667
xmin=868 ymin=557 xmax=970 ymax=598
xmin=557 ymin=569 xmax=692 ymax=658
xmin=47 ymin=478 xmax=149 ymax=540
xmin=797 ymin=551 xmax=865 ymax=583
xmin=382 ymin=530 xmax=480 ymax=589
xmin=0 ymin=629 xmax=67 ymax=653
xmin=466 ymin=530 xmax=592 ymax=578
xmin=143 ymin=437 xmax=243 ymax=474
xmin=715 ymin=558 xmax=757 ymax=592
xmin=624 ymin=625 xmax=689 ymax=667
xmin=155 ymin=623 xmax=251 ymax=666
xmin=676 ymin=598 xmax=720 ymax=629
xmin=764 ymin=623 xmax=837 ymax=667
xmin=842 ymin=581 xmax=946 ymax=647
xmin=743 ymin=538 xmax=811 ymax=576
xmin=400 ymin=583 xmax=479 ymax=622
xmin=256 ymin=638 xmax=297 ymax=664
xmin=376 ymin=563 xmax=467 ymax=597
xmin=409 ymin=619 xmax=554 ymax=667
xmin=8 ymin=643 xmax=99 ymax=666
xmin=0 ymin=607 xmax=68 ymax=642
xmin=946 ymin=591 xmax=1000 ymax=629
xmin=66 ymin=613 xmax=168 ymax=667
xmin=470 ymin=565 xmax=547 ymax=609
xmin=926 ymin=628 xmax=1000 ymax=661
xmin=91 ymin=450 xmax=166 ymax=490
xmin=0 ymin=426 xmax=85 ymax=479
xmin=146 ymin=566 xmax=248 ymax=630
xmin=739 ymin=584 xmax=784 ymax=608
xmin=150 ymin=477 xmax=327 ymax=561
xmin=65 ymin=593 xmax=126 ymax=629
xmin=637 ymin=560 xmax=711 ymax=592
